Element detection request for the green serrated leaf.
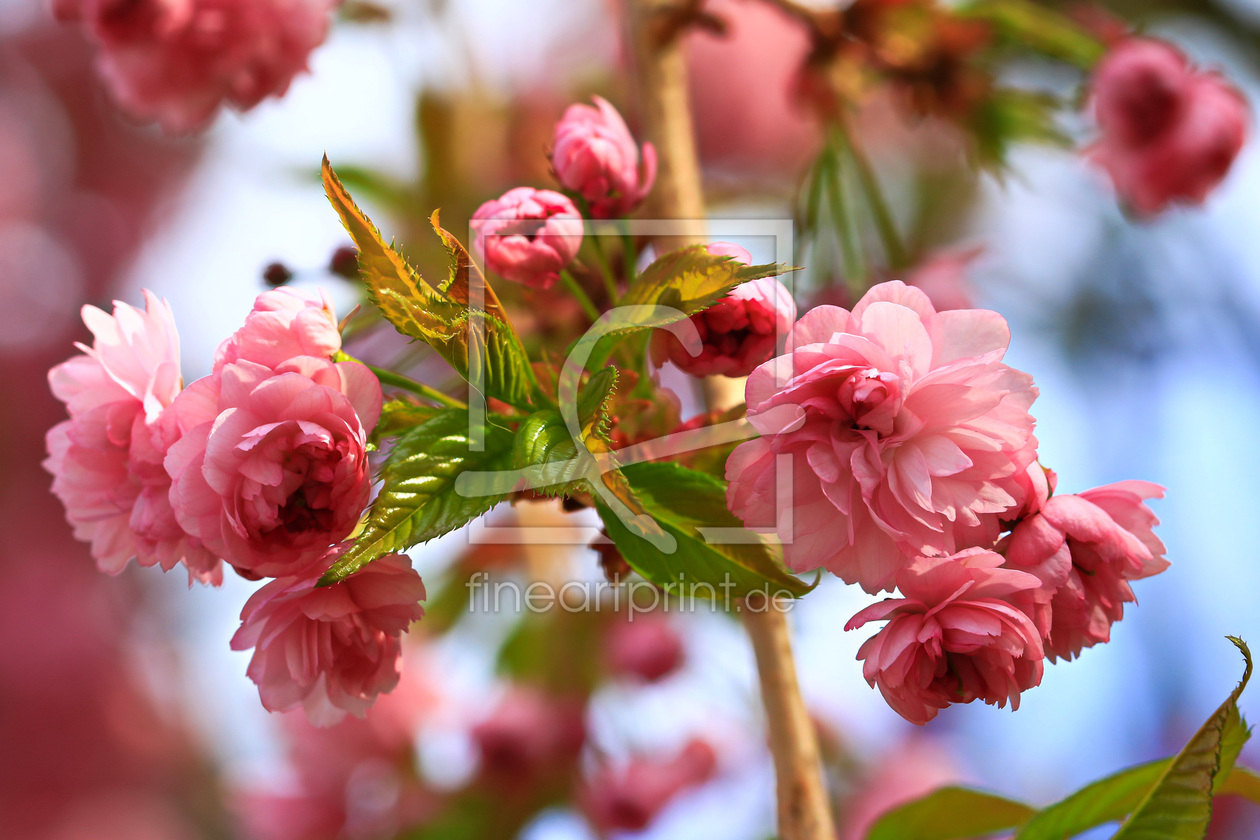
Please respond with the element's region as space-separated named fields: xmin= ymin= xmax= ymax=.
xmin=320 ymin=410 xmax=513 ymax=585
xmin=865 ymin=787 xmax=1037 ymax=840
xmin=597 ymin=462 xmax=811 ymax=600
xmin=372 ymin=398 xmax=445 ymax=444
xmin=577 ymin=366 xmax=618 ymax=440
xmin=1110 ymin=637 xmax=1253 ymax=840
xmin=1015 ymin=761 xmax=1169 ymax=840
xmin=509 ymin=409 xmax=588 ymax=494
xmin=322 ymin=158 xmax=536 ymax=409
xmin=1015 ymin=638 xmax=1253 ymax=840
xmin=322 ymin=156 xmax=462 ymax=336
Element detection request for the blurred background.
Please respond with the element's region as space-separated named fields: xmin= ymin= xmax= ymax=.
xmin=5 ymin=0 xmax=1260 ymax=838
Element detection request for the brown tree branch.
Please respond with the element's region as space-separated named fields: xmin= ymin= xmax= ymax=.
xmin=626 ymin=5 xmax=837 ymax=838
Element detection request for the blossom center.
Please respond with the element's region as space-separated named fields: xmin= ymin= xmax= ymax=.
xmin=837 ymin=368 xmax=902 ymax=436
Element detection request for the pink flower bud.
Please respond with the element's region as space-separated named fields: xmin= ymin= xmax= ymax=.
xmin=552 ymin=96 xmax=657 ymax=218
xmin=651 ymin=242 xmax=796 ymax=378
xmin=580 ymin=739 xmax=717 ymax=833
xmin=846 ymin=549 xmax=1045 ymax=724
xmin=605 ymin=614 xmax=685 ymax=683
xmin=1089 ymin=38 xmax=1249 ymax=215
xmin=230 ymin=551 xmax=426 ymax=726
xmin=471 ymin=187 xmax=583 ymax=290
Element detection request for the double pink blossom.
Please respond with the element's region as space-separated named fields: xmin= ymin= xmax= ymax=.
xmin=57 ymin=0 xmax=335 ymax=133
xmin=1089 ymin=38 xmax=1248 ymax=215
xmin=726 ymin=281 xmax=1039 ymax=593
xmin=846 ymin=549 xmax=1045 ymax=725
xmin=652 ymin=242 xmax=797 ymax=378
xmin=230 ymin=551 xmax=426 ymax=725
xmin=471 ymin=187 xmax=584 ymax=290
xmin=45 ymin=291 xmax=220 ymax=584
xmin=157 ymin=288 xmax=377 ymax=578
xmin=552 ymin=96 xmax=657 ymax=218
xmin=164 ymin=354 xmax=381 ymax=579
xmin=1003 ymin=481 xmax=1167 ymax=661
xmin=214 ymin=287 xmax=341 ymax=371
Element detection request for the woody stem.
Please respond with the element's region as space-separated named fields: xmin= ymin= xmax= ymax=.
xmin=627 ymin=3 xmax=836 ymax=839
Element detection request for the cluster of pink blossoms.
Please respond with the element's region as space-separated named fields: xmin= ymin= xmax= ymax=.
xmin=471 ymin=96 xmax=656 ymax=290
xmin=54 ymin=0 xmax=335 ymax=133
xmin=1089 ymin=37 xmax=1248 ymax=215
xmin=46 ymin=288 xmax=424 ymax=724
xmin=726 ymin=281 xmax=1168 ymax=723
xmin=471 ymin=97 xmax=799 ymax=379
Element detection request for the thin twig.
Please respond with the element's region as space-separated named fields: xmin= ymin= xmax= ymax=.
xmin=628 ymin=3 xmax=837 ymax=839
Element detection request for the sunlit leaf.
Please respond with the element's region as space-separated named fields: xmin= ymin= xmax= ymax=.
xmin=322 ymin=156 xmax=461 ymax=339
xmin=865 ymin=787 xmax=1036 ymax=840
xmin=322 ymin=158 xmax=536 ymax=408
xmin=1015 ymin=638 xmax=1253 ymax=840
xmin=612 ymin=246 xmax=794 ymax=336
xmin=320 ymin=410 xmax=513 ymax=585
xmin=372 ymin=398 xmax=445 ymax=445
xmin=597 ymin=462 xmax=812 ymax=600
xmin=1110 ymin=637 xmax=1253 ymax=839
xmin=968 ymin=88 xmax=1069 ymax=171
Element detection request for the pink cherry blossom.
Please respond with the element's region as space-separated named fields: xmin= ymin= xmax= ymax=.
xmin=59 ymin=0 xmax=335 ymax=133
xmin=1088 ymin=38 xmax=1248 ymax=215
xmin=580 ymin=739 xmax=717 ymax=833
xmin=45 ymin=291 xmax=220 ymax=584
xmin=605 ymin=613 xmax=685 ymax=683
xmin=1003 ymin=481 xmax=1167 ymax=662
xmin=846 ymin=549 xmax=1045 ymax=725
xmin=552 ymin=96 xmax=657 ymax=218
xmin=726 ymin=281 xmax=1039 ymax=593
xmin=651 ymin=242 xmax=796 ymax=378
xmin=230 ymin=551 xmax=426 ymax=726
xmin=214 ymin=287 xmax=341 ymax=371
xmin=164 ymin=355 xmax=381 ymax=578
xmin=471 ymin=187 xmax=584 ymax=290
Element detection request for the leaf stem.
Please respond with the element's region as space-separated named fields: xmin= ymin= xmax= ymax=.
xmin=839 ymin=121 xmax=908 ymax=270
xmin=620 ymin=220 xmax=639 ymax=292
xmin=822 ymin=142 xmax=867 ymax=299
xmin=588 ymin=233 xmax=621 ymax=305
xmin=362 ymin=361 xmax=466 ymax=409
xmin=561 ymin=268 xmax=603 ymax=323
